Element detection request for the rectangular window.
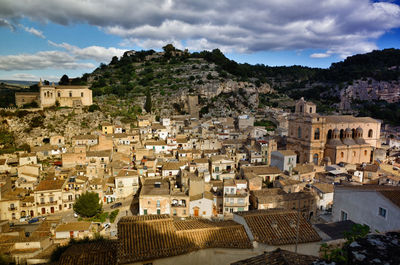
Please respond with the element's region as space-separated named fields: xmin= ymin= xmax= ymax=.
xmin=156 ymin=200 xmax=160 ymax=207
xmin=143 ymin=209 xmax=147 ymax=215
xmin=379 ymin=207 xmax=387 ymax=218
xmin=157 ymin=209 xmax=161 ymax=215
xmin=341 ymin=210 xmax=348 ymax=221
xmin=215 ymin=166 xmax=219 ymax=172
xmin=81 ymin=92 xmax=84 ymax=97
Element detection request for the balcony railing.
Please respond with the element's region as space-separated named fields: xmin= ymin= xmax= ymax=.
xmin=224 ymin=202 xmax=247 ymax=207
xmin=40 ymin=201 xmax=58 ymax=205
xmin=8 ymin=207 xmax=17 ymax=211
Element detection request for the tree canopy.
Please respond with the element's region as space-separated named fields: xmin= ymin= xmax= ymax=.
xmin=59 ymin=74 xmax=70 ymax=85
xmin=73 ymin=192 xmax=102 ymax=217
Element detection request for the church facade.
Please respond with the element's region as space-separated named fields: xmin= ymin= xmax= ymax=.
xmin=287 ymin=98 xmax=381 ymax=165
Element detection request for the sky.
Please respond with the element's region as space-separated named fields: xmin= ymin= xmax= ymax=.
xmin=1 ymin=0 xmax=400 ymax=82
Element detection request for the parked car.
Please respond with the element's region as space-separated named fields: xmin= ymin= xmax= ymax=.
xmin=111 ymin=202 xmax=122 ymax=209
xmin=19 ymin=216 xmax=30 ymax=222
xmin=103 ymin=223 xmax=111 ymax=229
xmin=28 ymin=217 xmax=39 ymax=224
xmin=74 ymin=212 xmax=79 ymax=218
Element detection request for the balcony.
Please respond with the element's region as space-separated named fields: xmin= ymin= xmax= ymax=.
xmin=224 ymin=201 xmax=247 ymax=207
xmin=40 ymin=201 xmax=58 ymax=205
xmin=8 ymin=207 xmax=17 ymax=211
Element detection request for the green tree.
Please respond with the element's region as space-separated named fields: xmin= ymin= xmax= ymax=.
xmin=162 ymin=44 xmax=176 ymax=53
xmin=73 ymin=192 xmax=102 ymax=217
xmin=88 ymin=104 xmax=100 ymax=112
xmin=59 ymin=74 xmax=69 ymax=85
xmin=144 ymin=89 xmax=152 ymax=113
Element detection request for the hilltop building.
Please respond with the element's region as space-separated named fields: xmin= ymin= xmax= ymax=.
xmin=287 ymin=98 xmax=381 ymax=165
xmin=15 ymin=79 xmax=92 ymax=108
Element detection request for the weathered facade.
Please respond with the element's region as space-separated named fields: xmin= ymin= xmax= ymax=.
xmin=287 ymin=98 xmax=381 ymax=165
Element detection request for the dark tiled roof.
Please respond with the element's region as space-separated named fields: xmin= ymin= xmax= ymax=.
xmin=231 ymin=248 xmax=318 ymax=265
xmin=314 ymin=220 xmax=356 ymax=240
xmin=35 ymin=179 xmax=65 ymax=191
xmin=379 ymin=190 xmax=400 ymax=208
xmin=58 ymin=240 xmax=117 ymax=265
xmin=237 ymin=210 xmax=321 ymax=245
xmin=117 ymin=215 xmax=251 ymax=264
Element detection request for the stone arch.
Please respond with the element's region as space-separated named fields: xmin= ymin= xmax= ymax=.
xmin=368 ymin=129 xmax=373 ymax=138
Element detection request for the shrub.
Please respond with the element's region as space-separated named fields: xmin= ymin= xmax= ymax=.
xmin=109 ymin=209 xmax=119 ymax=223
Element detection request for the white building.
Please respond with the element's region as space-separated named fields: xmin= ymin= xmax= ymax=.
xmin=114 ymin=169 xmax=140 ymax=199
xmin=311 ymin=183 xmax=334 ymax=211
xmin=332 ymin=186 xmax=400 ymax=232
xmin=270 ymin=150 xmax=297 ymax=172
xmin=189 ymin=192 xmax=214 ymax=218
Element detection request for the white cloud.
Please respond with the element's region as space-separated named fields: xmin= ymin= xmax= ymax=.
xmin=0 ymin=18 xmax=15 ymax=31
xmin=1 ymin=0 xmax=400 ymax=57
xmin=10 ymin=73 xmax=38 ymax=80
xmin=0 ymin=51 xmax=95 ymax=71
xmin=20 ymin=25 xmax=45 ymax=38
xmin=48 ymin=41 xmax=125 ymax=62
xmin=310 ymin=53 xmax=331 ymax=59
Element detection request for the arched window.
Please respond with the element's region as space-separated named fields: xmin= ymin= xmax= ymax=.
xmin=297 ymin=127 xmax=302 ymax=138
xmin=341 ymin=152 xmax=344 ymax=158
xmin=352 ymin=129 xmax=356 ymax=138
xmin=368 ymin=129 xmax=373 ymax=138
xmin=314 ymin=128 xmax=320 ymax=140
xmin=309 ymin=107 xmax=312 ymax=113
xmin=313 ymin=154 xmax=319 ymax=165
xmin=300 ymin=105 xmax=303 ymax=113
xmin=364 ymin=150 xmax=367 ymax=156
xmin=353 ymin=151 xmax=356 ymax=157
xmin=327 ymin=129 xmax=332 ymax=139
xmin=340 ymin=129 xmax=344 ymax=139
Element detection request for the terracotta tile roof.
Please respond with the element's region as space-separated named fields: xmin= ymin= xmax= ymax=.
xmin=243 ymin=166 xmax=282 ymax=175
xmin=190 ymin=191 xmax=214 ymax=201
xmin=116 ymin=169 xmax=138 ymax=178
xmin=55 ymin=222 xmax=91 ymax=232
xmin=117 ymin=215 xmax=251 ymax=264
xmin=193 ymin=158 xmax=209 ymax=164
xmin=293 ymin=164 xmax=315 ymax=174
xmin=236 ymin=210 xmax=321 ymax=245
xmin=141 ymin=178 xmax=169 ymax=196
xmin=324 ymin=115 xmax=379 ymax=124
xmin=35 ymin=179 xmax=66 ymax=191
xmin=231 ymin=248 xmax=318 ymax=265
xmin=162 ymin=161 xmax=186 ymax=170
xmin=86 ymin=150 xmax=111 ymax=157
xmin=275 ymin=150 xmax=297 ymax=156
xmin=72 ymin=134 xmax=98 ymax=140
xmin=145 ymin=140 xmax=167 ymax=146
xmin=379 ymin=190 xmax=400 ymax=208
xmin=312 ymin=183 xmax=334 ymax=193
xmin=59 ymin=240 xmax=117 ymax=265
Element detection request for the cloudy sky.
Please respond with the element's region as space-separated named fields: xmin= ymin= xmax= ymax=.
xmin=1 ymin=0 xmax=400 ymax=81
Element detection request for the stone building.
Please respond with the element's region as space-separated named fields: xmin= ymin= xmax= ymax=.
xmin=15 ymin=92 xmax=40 ymax=107
xmin=287 ymin=98 xmax=381 ymax=165
xmin=16 ymin=80 xmax=93 ymax=108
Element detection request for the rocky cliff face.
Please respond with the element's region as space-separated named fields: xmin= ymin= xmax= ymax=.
xmin=339 ymin=78 xmax=400 ymax=110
